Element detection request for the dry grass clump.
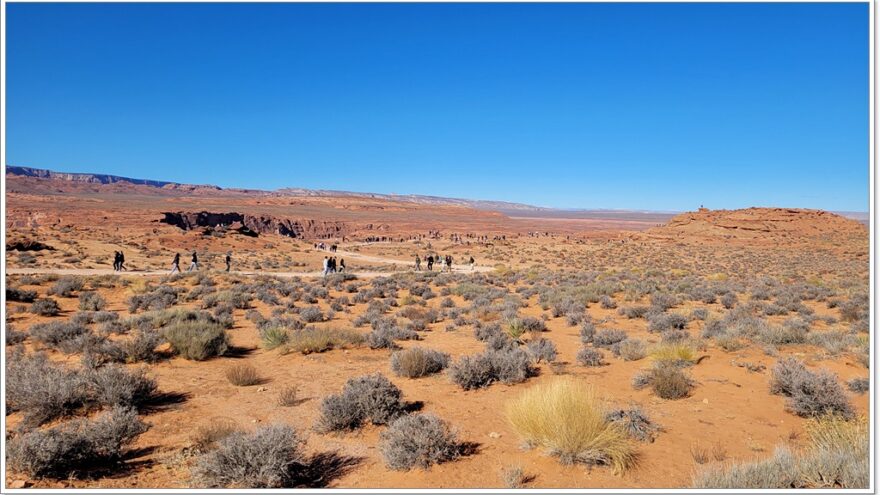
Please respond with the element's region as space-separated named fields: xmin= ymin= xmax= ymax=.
xmin=693 ymin=415 xmax=867 ymax=488
xmin=282 ymin=326 xmax=363 ymax=354
xmin=225 ymin=364 xmax=263 ymax=386
xmin=633 ymin=363 xmax=695 ymax=400
xmin=506 ymin=378 xmax=635 ymax=474
xmin=390 ymin=347 xmax=450 ymax=378
xmin=278 ymin=386 xmax=299 ymax=407
xmin=649 ymin=343 xmax=698 ymax=367
xmin=161 ymin=320 xmax=229 ymax=361
xmin=191 ymin=418 xmax=242 ymax=451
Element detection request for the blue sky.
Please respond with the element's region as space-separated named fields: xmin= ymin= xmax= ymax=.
xmin=6 ymin=3 xmax=869 ymax=211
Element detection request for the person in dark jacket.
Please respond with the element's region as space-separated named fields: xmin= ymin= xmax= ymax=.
xmin=170 ymin=253 xmax=181 ymax=274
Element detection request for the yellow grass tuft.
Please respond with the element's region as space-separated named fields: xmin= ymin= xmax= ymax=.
xmin=505 ymin=378 xmax=635 ymax=474
xmin=282 ymin=327 xmax=363 ymax=355
xmin=650 ymin=343 xmax=697 ymax=366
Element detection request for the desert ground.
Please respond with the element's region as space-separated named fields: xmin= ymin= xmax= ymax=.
xmin=3 ymin=174 xmax=871 ymax=489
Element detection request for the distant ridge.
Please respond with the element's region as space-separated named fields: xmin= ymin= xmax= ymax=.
xmin=5 ymin=165 xmax=866 ymax=221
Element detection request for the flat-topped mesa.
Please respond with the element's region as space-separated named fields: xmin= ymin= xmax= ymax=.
xmin=160 ymin=211 xmax=349 ymax=239
xmin=647 ymin=207 xmax=867 ymax=245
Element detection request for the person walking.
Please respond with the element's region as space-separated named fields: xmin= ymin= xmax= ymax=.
xmin=322 ymin=256 xmax=330 ymax=277
xmin=469 ymin=256 xmax=475 ymax=271
xmin=170 ymin=253 xmax=181 ymax=274
xmin=225 ymin=252 xmax=232 ymax=272
xmin=113 ymin=251 xmax=120 ymax=271
xmin=415 ymin=254 xmax=421 ymax=271
xmin=339 ymin=258 xmax=346 ymax=272
xmin=118 ymin=251 xmax=126 ymax=271
xmin=187 ymin=251 xmax=199 ymax=272
xmin=427 ymin=255 xmax=434 ymax=271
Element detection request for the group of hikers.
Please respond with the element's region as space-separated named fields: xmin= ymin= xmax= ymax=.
xmin=322 ymin=256 xmax=345 ymax=276
xmin=169 ymin=251 xmax=231 ymax=274
xmin=414 ymin=254 xmax=475 ymax=272
xmin=112 ymin=251 xmax=127 ymax=271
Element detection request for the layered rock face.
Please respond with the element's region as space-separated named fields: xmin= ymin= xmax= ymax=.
xmin=160 ymin=211 xmax=349 ymax=239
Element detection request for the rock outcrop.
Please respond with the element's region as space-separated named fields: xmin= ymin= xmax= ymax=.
xmin=160 ymin=211 xmax=349 ymax=239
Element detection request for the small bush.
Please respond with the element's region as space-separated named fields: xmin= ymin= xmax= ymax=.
xmin=88 ymin=365 xmax=158 ymax=408
xmin=506 ymin=378 xmax=635 ymax=473
xmin=769 ymin=358 xmax=853 ymax=418
xmin=299 ymin=306 xmax=324 ymax=323
xmin=30 ymin=298 xmax=61 ymax=316
xmin=191 ymin=418 xmax=241 ymax=451
xmin=526 ymin=338 xmax=558 ymax=363
xmin=380 ymin=413 xmax=461 ymax=470
xmin=648 ymin=312 xmax=688 ymax=333
xmin=225 ymin=364 xmax=263 ymax=386
xmin=48 ymin=276 xmax=84 ymax=297
xmin=29 ymin=321 xmax=89 ymax=347
xmin=120 ymin=329 xmax=163 ymax=363
xmin=612 ymin=339 xmax=647 ymax=361
xmin=78 ymin=292 xmax=106 ymax=311
xmin=315 ymin=373 xmax=405 ymax=432
xmin=619 ymin=305 xmax=650 ymax=319
xmin=161 ymin=321 xmax=229 ymax=361
xmin=192 ymin=424 xmax=304 ymax=488
xmin=7 ymin=287 xmax=37 ymax=303
xmin=599 ymin=295 xmax=617 ymax=309
xmin=606 ymin=407 xmax=659 ymax=442
xmin=391 ymin=347 xmax=450 ymax=378
xmin=447 ymin=354 xmax=495 ymax=390
xmin=846 ymin=377 xmax=869 ymax=394
xmin=7 ymin=406 xmax=148 ymax=478
xmin=633 ymin=364 xmax=694 ymax=399
xmin=594 ymin=329 xmax=627 ymax=348
xmin=577 ymin=347 xmax=605 ymax=367
xmin=579 ymin=321 xmax=596 ymax=344
xmin=6 ymin=351 xmax=89 ymax=426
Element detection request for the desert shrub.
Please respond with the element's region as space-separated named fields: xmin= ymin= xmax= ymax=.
xmin=633 ymin=363 xmax=694 ymax=399
xmin=366 ymin=324 xmax=419 ymax=350
xmin=769 ymin=358 xmax=853 ymax=418
xmin=6 ymin=351 xmax=89 ymax=426
xmin=119 ymin=329 xmax=163 ymax=363
xmin=6 ymin=325 xmax=28 ymax=345
xmin=650 ymin=292 xmax=678 ymax=311
xmin=846 ymin=377 xmax=869 ymax=394
xmin=7 ymin=287 xmax=37 ymax=303
xmin=612 ymin=339 xmax=647 ymax=361
xmin=690 ymin=307 xmax=709 ymax=320
xmin=285 ymin=327 xmax=363 ymax=354
xmin=474 ymin=322 xmax=502 ymax=342
xmin=506 ymin=378 xmax=635 ymax=473
xmin=593 ymin=328 xmax=627 ymax=348
xmin=29 ymin=321 xmax=89 ymax=347
xmin=30 ymin=298 xmax=61 ymax=316
xmin=299 ymin=306 xmax=324 ymax=323
xmin=78 ymin=292 xmax=106 ymax=312
xmin=715 ymin=334 xmax=746 ymax=352
xmin=88 ymin=365 xmax=158 ymax=408
xmin=48 ymin=276 xmax=84 ymax=297
xmin=757 ymin=320 xmax=808 ymax=346
xmin=577 ymin=347 xmax=605 ymax=367
xmin=127 ymin=285 xmax=182 ymax=313
xmin=7 ymin=406 xmax=148 ymax=478
xmin=527 ymin=338 xmax=558 ymax=363
xmin=606 ymin=407 xmax=659 ymax=442
xmin=278 ymin=386 xmax=299 ymax=407
xmin=661 ymin=329 xmax=690 ymax=343
xmin=693 ymin=415 xmax=867 ymax=488
xmin=391 ymin=347 xmax=450 ymax=378
xmin=380 ymin=413 xmax=462 ymax=471
xmin=579 ymin=321 xmax=596 ymax=344
xmin=720 ymin=293 xmax=737 ymax=309
xmin=192 ymin=424 xmax=304 ymax=488
xmin=648 ymin=312 xmax=688 ymax=333
xmin=806 ymin=330 xmax=858 ymax=356
xmin=161 ymin=321 xmax=229 ymax=361
xmin=505 ymin=318 xmax=527 ymax=341
xmin=599 ymin=295 xmax=617 ymax=309
xmin=484 ymin=332 xmax=517 ymax=351
xmin=619 ymin=305 xmax=650 ymax=319
xmin=315 ymin=373 xmax=405 ymax=432
xmin=448 ymin=348 xmax=533 ymax=390
xmin=649 ymin=343 xmax=697 ymax=367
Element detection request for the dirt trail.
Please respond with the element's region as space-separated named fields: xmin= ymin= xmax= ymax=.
xmin=5 ymin=246 xmax=493 ymax=278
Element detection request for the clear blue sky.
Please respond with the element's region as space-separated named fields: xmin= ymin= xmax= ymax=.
xmin=6 ymin=3 xmax=869 ymax=211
